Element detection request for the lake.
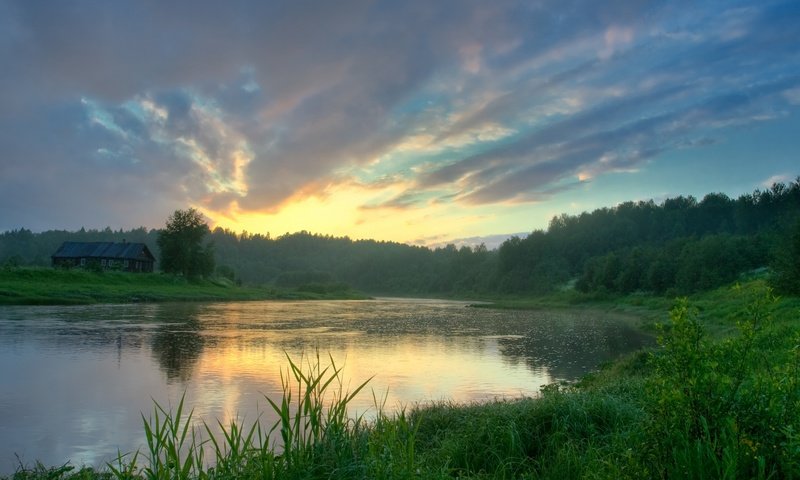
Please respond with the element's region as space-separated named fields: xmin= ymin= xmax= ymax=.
xmin=0 ymin=298 xmax=652 ymax=473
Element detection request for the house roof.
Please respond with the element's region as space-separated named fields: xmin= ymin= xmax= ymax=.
xmin=52 ymin=242 xmax=155 ymax=261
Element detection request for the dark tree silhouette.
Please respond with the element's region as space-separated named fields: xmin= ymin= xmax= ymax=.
xmin=157 ymin=208 xmax=215 ymax=278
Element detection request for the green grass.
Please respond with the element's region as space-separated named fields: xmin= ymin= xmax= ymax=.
xmin=0 ymin=267 xmax=368 ymax=305
xmin=3 ymin=280 xmax=799 ymax=479
xmin=470 ymin=290 xmax=672 ymax=337
xmin=473 ymin=276 xmax=800 ymax=337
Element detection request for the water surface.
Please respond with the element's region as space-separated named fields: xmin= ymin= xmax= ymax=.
xmin=0 ymin=298 xmax=651 ymax=472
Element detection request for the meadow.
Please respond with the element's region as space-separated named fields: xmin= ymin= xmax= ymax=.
xmin=0 ymin=267 xmax=366 ymax=305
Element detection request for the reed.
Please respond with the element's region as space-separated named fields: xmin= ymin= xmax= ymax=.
xmin=133 ymin=351 xmax=385 ymax=479
xmin=262 ymin=350 xmax=372 ymax=475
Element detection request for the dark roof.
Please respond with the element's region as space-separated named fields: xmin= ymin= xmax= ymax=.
xmin=52 ymin=242 xmax=155 ymax=261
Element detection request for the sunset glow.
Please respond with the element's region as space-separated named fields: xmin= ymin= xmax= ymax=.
xmin=1 ymin=1 xmax=798 ymax=245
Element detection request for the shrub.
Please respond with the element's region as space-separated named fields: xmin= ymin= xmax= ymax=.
xmin=644 ymin=285 xmax=800 ymax=478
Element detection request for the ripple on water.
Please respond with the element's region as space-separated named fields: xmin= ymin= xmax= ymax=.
xmin=0 ymin=299 xmax=652 ymax=474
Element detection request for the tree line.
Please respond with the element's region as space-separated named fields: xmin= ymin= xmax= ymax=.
xmin=2 ymin=178 xmax=799 ymax=296
xmin=496 ymin=180 xmax=800 ymax=295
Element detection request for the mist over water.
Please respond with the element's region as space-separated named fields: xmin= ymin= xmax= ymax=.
xmin=0 ymin=299 xmax=651 ymax=473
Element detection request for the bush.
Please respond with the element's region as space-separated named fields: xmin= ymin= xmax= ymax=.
xmin=643 ymin=286 xmax=800 ymax=478
xmin=85 ymin=259 xmax=104 ymax=274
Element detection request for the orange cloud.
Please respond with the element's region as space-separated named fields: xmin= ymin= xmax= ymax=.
xmin=196 ymin=177 xmax=492 ymax=244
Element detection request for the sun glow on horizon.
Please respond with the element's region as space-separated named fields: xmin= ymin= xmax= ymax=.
xmin=196 ymin=181 xmax=502 ymax=245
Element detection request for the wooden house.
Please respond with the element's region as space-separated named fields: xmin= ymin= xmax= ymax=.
xmin=52 ymin=241 xmax=156 ymax=272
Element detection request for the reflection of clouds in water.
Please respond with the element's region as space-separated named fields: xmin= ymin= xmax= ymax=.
xmin=1 ymin=299 xmax=652 ymax=387
xmin=0 ymin=300 xmax=652 ymax=392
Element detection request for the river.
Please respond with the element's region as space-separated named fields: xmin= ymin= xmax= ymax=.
xmin=0 ymin=298 xmax=652 ymax=473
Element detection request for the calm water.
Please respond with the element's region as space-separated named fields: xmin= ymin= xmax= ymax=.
xmin=0 ymin=298 xmax=651 ymax=472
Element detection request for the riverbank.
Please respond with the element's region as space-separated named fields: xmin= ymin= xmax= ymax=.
xmin=0 ymin=268 xmax=368 ymax=305
xmin=3 ymin=280 xmax=798 ymax=479
xmin=471 ymin=293 xmax=669 ymax=337
xmin=475 ymin=277 xmax=800 ymax=337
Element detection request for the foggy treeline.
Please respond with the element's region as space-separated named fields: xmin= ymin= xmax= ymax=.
xmin=2 ymin=179 xmax=799 ymax=296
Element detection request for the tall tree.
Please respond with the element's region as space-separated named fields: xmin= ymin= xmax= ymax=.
xmin=157 ymin=208 xmax=215 ymax=278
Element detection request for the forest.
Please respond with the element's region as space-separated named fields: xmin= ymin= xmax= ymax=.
xmin=2 ymin=178 xmax=799 ymax=297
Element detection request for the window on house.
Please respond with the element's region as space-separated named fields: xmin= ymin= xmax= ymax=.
xmin=80 ymin=258 xmax=86 ymax=266
xmin=101 ymin=259 xmax=107 ymax=267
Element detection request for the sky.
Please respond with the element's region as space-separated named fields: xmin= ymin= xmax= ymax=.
xmin=1 ymin=0 xmax=799 ymax=246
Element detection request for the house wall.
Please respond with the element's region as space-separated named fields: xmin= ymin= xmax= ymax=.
xmin=52 ymin=256 xmax=154 ymax=273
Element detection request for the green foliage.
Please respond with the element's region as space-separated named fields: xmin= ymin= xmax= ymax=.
xmin=644 ymin=285 xmax=800 ymax=478
xmin=214 ymin=265 xmax=236 ymax=282
xmin=157 ymin=209 xmax=215 ymax=279
xmin=772 ymin=219 xmax=800 ymax=294
xmin=2 ymin=255 xmax=22 ymax=269
xmin=3 ymin=462 xmax=111 ymax=480
xmin=84 ymin=259 xmax=104 ymax=274
xmin=139 ymin=393 xmax=201 ymax=480
xmin=577 ymin=234 xmax=770 ymax=295
xmin=411 ymin=387 xmax=645 ymax=478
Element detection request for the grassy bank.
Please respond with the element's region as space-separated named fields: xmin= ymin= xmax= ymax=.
xmin=4 ymin=280 xmax=799 ymax=479
xmin=470 ymin=276 xmax=799 ymax=336
xmin=0 ymin=267 xmax=368 ymax=305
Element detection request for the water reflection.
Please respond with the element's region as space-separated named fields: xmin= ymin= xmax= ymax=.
xmin=490 ymin=311 xmax=653 ymax=379
xmin=150 ymin=304 xmax=205 ymax=382
xmin=0 ymin=299 xmax=652 ymax=473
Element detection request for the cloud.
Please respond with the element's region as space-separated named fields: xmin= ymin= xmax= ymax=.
xmin=0 ymin=101 xmax=189 ymax=230
xmin=414 ymin=232 xmax=528 ymax=249
xmin=761 ymin=174 xmax=793 ymax=188
xmin=360 ymin=192 xmax=426 ymax=211
xmin=1 ymin=0 xmax=799 ymax=234
xmin=415 ymin=71 xmax=800 ymax=205
xmin=417 ymin=84 xmax=687 ymax=190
